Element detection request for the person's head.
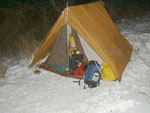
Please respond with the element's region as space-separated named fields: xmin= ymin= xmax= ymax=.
xmin=70 ymin=34 xmax=76 ymax=48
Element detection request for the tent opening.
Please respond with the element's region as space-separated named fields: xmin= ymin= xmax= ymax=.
xmin=39 ymin=24 xmax=105 ymax=79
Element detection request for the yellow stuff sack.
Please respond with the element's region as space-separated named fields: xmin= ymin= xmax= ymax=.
xmin=101 ymin=62 xmax=117 ymax=81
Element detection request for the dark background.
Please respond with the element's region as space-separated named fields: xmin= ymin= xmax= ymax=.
xmin=0 ymin=0 xmax=150 ymax=9
xmin=0 ymin=0 xmax=149 ymax=59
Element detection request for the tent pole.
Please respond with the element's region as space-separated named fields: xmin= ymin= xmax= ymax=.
xmin=65 ymin=2 xmax=68 ymax=24
xmin=65 ymin=2 xmax=70 ymax=74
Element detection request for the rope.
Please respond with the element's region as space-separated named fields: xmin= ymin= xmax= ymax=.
xmin=133 ymin=48 xmax=150 ymax=67
xmin=138 ymin=55 xmax=150 ymax=67
xmin=50 ymin=0 xmax=62 ymax=14
xmin=102 ymin=0 xmax=133 ymax=52
xmin=102 ymin=0 xmax=134 ymax=34
xmin=103 ymin=1 xmax=122 ymax=20
xmin=34 ymin=0 xmax=70 ymax=54
xmin=33 ymin=10 xmax=65 ymax=60
xmin=67 ymin=25 xmax=70 ymax=74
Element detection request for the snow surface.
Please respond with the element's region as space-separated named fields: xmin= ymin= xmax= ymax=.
xmin=0 ymin=14 xmax=150 ymax=113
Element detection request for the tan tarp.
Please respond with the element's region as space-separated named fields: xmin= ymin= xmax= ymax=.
xmin=30 ymin=1 xmax=133 ymax=79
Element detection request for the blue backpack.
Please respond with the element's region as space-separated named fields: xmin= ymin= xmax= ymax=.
xmin=84 ymin=60 xmax=101 ymax=88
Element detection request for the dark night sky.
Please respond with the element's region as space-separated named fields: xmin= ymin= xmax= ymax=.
xmin=0 ymin=0 xmax=150 ymax=9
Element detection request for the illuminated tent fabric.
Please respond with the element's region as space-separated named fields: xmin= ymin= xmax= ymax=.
xmin=29 ymin=1 xmax=133 ymax=79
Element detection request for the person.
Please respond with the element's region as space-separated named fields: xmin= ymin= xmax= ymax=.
xmin=69 ymin=34 xmax=84 ymax=74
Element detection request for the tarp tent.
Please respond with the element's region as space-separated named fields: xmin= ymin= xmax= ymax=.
xmin=29 ymin=1 xmax=133 ymax=80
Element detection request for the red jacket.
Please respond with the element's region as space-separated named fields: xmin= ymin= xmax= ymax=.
xmin=74 ymin=63 xmax=86 ymax=75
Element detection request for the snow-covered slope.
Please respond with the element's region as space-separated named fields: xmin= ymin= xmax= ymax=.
xmin=0 ymin=14 xmax=150 ymax=113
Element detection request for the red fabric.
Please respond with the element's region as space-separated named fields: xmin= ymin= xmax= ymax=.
xmin=74 ymin=63 xmax=86 ymax=75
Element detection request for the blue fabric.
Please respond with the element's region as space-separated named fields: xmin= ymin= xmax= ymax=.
xmin=51 ymin=57 xmax=69 ymax=73
xmin=84 ymin=61 xmax=101 ymax=85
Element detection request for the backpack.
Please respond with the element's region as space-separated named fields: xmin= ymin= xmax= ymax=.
xmin=84 ymin=60 xmax=101 ymax=88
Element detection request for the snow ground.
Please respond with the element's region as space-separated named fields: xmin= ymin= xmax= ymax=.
xmin=0 ymin=14 xmax=150 ymax=113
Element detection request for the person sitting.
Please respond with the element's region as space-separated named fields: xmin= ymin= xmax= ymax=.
xmin=69 ymin=34 xmax=84 ymax=74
